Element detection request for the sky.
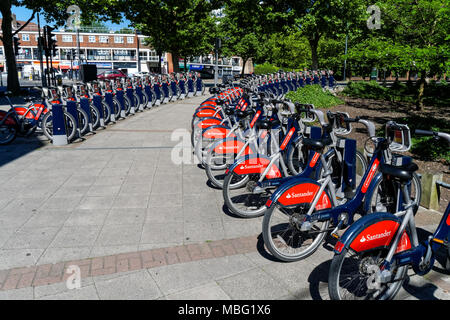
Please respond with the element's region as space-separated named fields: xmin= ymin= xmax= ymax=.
xmin=9 ymin=5 xmax=131 ymax=29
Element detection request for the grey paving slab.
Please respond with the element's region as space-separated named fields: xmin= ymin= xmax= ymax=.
xmin=148 ymin=260 xmax=213 ymax=295
xmin=0 ymin=287 xmax=34 ymax=300
xmin=0 ymin=248 xmax=45 ymax=269
xmin=64 ymin=209 xmax=109 ymax=226
xmin=104 ymin=208 xmax=147 ymax=225
xmin=165 ymin=282 xmax=231 ymax=300
xmin=95 ymin=223 xmax=143 ymax=246
xmin=37 ymin=284 xmax=99 ymax=300
xmin=94 ymin=270 xmax=163 ymax=300
xmin=49 ymin=225 xmax=102 ymax=248
xmin=2 ymin=226 xmax=61 ymax=250
xmin=141 ymin=222 xmax=184 ymax=245
xmin=217 ymin=268 xmax=291 ymax=300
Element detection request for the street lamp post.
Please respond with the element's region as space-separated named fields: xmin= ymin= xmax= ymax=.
xmin=214 ymin=38 xmax=221 ymax=87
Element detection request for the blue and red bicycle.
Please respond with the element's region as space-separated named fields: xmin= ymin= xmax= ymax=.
xmin=328 ymin=129 xmax=450 ymax=300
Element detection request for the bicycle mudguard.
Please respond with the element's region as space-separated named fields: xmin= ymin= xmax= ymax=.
xmin=266 ymin=178 xmax=332 ymax=210
xmin=12 ymin=106 xmax=35 ymax=119
xmin=194 ymin=108 xmax=221 ymax=119
xmin=195 ymin=117 xmax=223 ymax=130
xmin=0 ymin=110 xmax=18 ymax=126
xmin=211 ymin=136 xmax=256 ymax=156
xmin=226 ymin=154 xmax=282 ymax=179
xmin=201 ymin=125 xmax=235 ymax=140
xmin=333 ymin=212 xmax=411 ymax=255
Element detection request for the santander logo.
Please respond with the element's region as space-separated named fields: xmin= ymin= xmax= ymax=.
xmin=360 ymin=230 xmax=391 ymax=243
xmin=239 ymin=164 xmax=264 ymax=170
xmin=285 ymin=190 xmax=314 ymax=199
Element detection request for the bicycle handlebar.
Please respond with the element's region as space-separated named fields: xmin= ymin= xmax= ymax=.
xmin=415 ymin=129 xmax=450 ymax=144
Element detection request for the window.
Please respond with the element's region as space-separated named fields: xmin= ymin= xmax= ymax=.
xmin=89 ymin=35 xmax=96 ymax=43
xmin=62 ymin=35 xmax=73 ymax=42
xmin=114 ymin=36 xmax=124 ymax=44
xmin=79 ymin=35 xmax=83 ymax=42
xmin=127 ymin=37 xmax=134 ymax=44
xmin=22 ymin=34 xmax=30 ymax=41
xmin=99 ymin=36 xmax=109 ymax=43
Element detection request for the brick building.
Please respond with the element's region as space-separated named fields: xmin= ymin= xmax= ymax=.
xmin=0 ymin=19 xmax=160 ymax=77
xmin=0 ymin=19 xmax=251 ymax=78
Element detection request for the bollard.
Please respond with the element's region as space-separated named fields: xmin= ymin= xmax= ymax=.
xmin=79 ymin=97 xmax=93 ymax=132
xmin=51 ymin=102 xmax=68 ymax=146
xmin=161 ymin=82 xmax=170 ymax=104
xmin=154 ymin=84 xmax=162 ymax=106
xmin=65 ymin=99 xmax=81 ymax=139
xmin=179 ymin=79 xmax=186 ymax=99
xmin=421 ymin=173 xmax=443 ymax=211
xmin=144 ymin=84 xmax=154 ymax=107
xmin=114 ymin=89 xmax=126 ymax=118
xmin=187 ymin=78 xmax=194 ymax=98
xmin=135 ymin=85 xmax=145 ymax=111
xmin=104 ymin=91 xmax=116 ymax=122
xmin=170 ymin=81 xmax=178 ymax=101
xmin=126 ymin=87 xmax=136 ymax=114
xmin=92 ymin=94 xmax=105 ymax=127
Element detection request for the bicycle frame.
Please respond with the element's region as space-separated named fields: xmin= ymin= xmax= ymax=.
xmin=267 ymin=138 xmax=390 ymax=229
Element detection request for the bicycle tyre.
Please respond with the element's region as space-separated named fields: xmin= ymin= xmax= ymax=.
xmin=0 ymin=124 xmax=17 ymax=145
xmin=222 ymin=171 xmax=269 ymax=218
xmin=262 ymin=201 xmax=330 ymax=262
xmin=328 ymin=247 xmax=407 ymax=300
xmin=364 ymin=172 xmax=421 ymax=215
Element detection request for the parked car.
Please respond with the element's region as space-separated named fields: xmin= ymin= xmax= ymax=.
xmin=97 ymin=69 xmax=128 ymax=80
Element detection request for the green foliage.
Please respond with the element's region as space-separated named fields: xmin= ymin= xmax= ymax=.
xmin=341 ymin=81 xmax=390 ymax=100
xmin=285 ymin=85 xmax=344 ymax=109
xmin=342 ymin=80 xmax=450 ymax=108
xmin=254 ymin=62 xmax=279 ymax=75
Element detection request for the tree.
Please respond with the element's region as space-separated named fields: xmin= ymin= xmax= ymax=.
xmin=346 ymin=0 xmax=449 ymax=109
xmin=1 ymin=0 xmax=121 ymax=94
xmin=124 ymin=0 xmax=218 ymax=73
xmin=219 ymin=0 xmax=267 ymax=76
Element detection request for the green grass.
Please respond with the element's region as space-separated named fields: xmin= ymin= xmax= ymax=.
xmin=285 ymin=85 xmax=344 ymax=109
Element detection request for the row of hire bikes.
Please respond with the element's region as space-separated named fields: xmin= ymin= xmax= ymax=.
xmin=0 ymin=72 xmax=206 ymax=145
xmin=192 ymin=74 xmax=450 ymax=300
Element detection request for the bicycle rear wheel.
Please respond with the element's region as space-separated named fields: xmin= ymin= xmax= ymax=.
xmin=222 ymin=171 xmax=269 ymax=218
xmin=262 ymin=203 xmax=329 ymax=261
xmin=328 ymin=248 xmax=407 ymax=300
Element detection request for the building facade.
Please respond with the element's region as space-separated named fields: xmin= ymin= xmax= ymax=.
xmin=0 ymin=19 xmax=251 ymax=79
xmin=0 ymin=19 xmax=159 ymax=78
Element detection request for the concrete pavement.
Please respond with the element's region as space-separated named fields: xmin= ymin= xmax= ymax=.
xmin=0 ymin=94 xmax=449 ymax=300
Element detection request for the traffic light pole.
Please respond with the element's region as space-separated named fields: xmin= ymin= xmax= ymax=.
xmin=37 ymin=14 xmax=46 ymax=88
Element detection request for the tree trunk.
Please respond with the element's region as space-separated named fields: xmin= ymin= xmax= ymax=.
xmin=308 ymin=36 xmax=319 ymax=71
xmin=0 ymin=2 xmax=21 ymax=94
xmin=241 ymin=57 xmax=248 ymax=77
xmin=416 ymin=70 xmax=426 ymax=111
xmin=172 ymin=53 xmax=180 ymax=73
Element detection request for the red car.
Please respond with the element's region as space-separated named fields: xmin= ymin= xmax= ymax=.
xmin=97 ymin=69 xmax=128 ymax=80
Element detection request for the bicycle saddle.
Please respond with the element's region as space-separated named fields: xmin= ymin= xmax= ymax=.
xmin=256 ymin=118 xmax=280 ymax=130
xmin=303 ymin=136 xmax=333 ymax=149
xmin=379 ymin=162 xmax=418 ymax=181
xmin=235 ymin=108 xmax=254 ymax=118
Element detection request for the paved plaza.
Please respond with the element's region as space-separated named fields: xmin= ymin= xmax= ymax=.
xmin=0 ymin=95 xmax=449 ymax=300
